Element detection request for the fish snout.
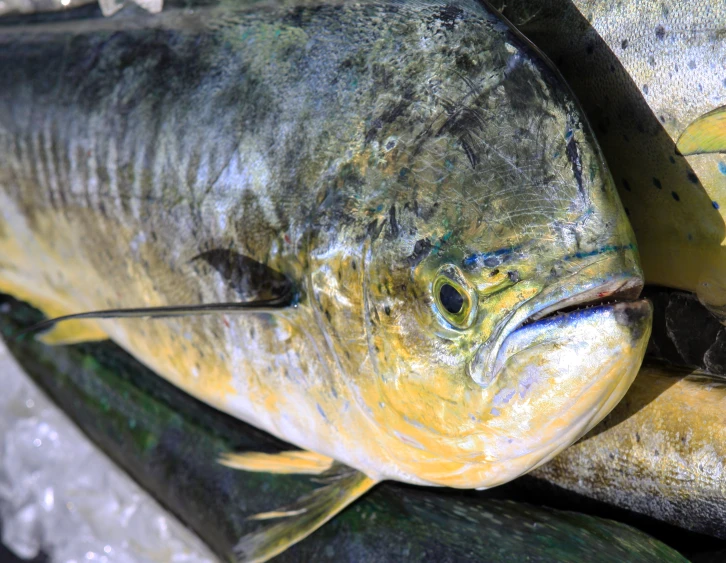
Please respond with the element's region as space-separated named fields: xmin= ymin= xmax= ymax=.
xmin=468 ymin=256 xmax=646 ymax=389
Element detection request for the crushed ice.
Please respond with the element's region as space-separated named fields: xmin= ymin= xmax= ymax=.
xmin=0 ymin=339 xmax=217 ymax=562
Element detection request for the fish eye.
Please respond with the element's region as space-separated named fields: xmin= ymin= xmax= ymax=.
xmin=439 ymin=283 xmax=464 ymax=314
xmin=433 ymin=272 xmax=475 ymax=329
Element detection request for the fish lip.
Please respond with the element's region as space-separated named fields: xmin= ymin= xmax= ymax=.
xmin=521 ymin=275 xmax=643 ymax=326
xmin=487 ymin=344 xmax=640 ymax=476
xmin=468 ymin=274 xmax=644 ymax=388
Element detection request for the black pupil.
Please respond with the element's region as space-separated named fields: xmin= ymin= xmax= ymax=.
xmin=440 ymin=283 xmax=464 ymax=315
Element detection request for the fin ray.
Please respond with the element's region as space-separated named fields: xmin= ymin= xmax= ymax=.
xmin=219 ymin=450 xmax=335 ymax=475
xmin=677 ymin=105 xmax=726 ymax=155
xmin=235 ymin=465 xmax=377 ymax=563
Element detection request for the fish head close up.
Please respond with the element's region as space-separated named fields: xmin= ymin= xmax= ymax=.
xmin=309 ymin=10 xmax=653 ymax=488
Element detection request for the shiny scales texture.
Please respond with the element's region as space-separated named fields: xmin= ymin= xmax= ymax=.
xmin=489 ymin=0 xmax=726 ymax=319
xmin=0 ymin=0 xmax=649 ymax=496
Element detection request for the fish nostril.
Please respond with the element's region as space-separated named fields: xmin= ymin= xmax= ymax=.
xmin=507 ymin=270 xmax=520 ymax=283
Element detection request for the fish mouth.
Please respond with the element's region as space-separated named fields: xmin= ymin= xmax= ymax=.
xmin=469 ymin=274 xmax=646 ymax=387
xmin=520 ymin=276 xmax=643 ymax=327
xmin=478 ymin=298 xmax=652 ymax=483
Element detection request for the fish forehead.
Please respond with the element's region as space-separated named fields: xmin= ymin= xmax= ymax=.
xmin=489 ymin=0 xmax=726 ymax=296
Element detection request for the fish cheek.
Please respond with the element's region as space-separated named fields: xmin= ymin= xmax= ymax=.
xmin=360 ymin=291 xmax=491 ymax=443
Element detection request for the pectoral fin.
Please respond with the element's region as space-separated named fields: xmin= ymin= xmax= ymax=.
xmin=677 ymin=105 xmax=726 ymax=155
xmin=233 ymin=464 xmax=378 ymax=563
xmin=218 ymin=450 xmax=335 ymax=475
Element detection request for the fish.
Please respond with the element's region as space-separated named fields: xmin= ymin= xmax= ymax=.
xmin=488 ymin=287 xmax=726 ymax=543
xmin=477 ymin=0 xmax=726 ymax=543
xmin=0 ymin=1 xmax=651 ymax=559
xmin=0 ymin=293 xmax=689 ymax=563
xmin=531 ymin=362 xmax=726 ymax=543
xmin=486 ymin=0 xmax=726 ymax=320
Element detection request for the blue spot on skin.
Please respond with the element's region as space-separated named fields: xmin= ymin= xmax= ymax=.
xmin=719 ymin=162 xmax=726 ymax=175
xmin=714 ymin=201 xmax=721 ymax=210
xmin=565 ymin=129 xmax=573 ymax=141
xmin=317 ymin=404 xmax=327 ymax=420
xmin=464 ymin=246 xmax=520 ymax=269
xmin=563 ymin=243 xmax=636 ymax=262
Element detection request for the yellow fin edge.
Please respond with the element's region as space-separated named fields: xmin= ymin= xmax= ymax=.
xmin=218 ymin=450 xmax=335 ymax=475
xmin=677 ymin=105 xmax=726 ymax=155
xmin=236 ymin=466 xmax=377 ymax=563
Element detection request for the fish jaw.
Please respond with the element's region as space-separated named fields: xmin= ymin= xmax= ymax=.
xmin=462 ymin=298 xmax=652 ymax=489
xmin=468 ymin=250 xmax=644 ymax=389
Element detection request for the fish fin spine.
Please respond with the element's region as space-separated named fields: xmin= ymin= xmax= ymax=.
xmin=234 ymin=465 xmax=377 ymax=563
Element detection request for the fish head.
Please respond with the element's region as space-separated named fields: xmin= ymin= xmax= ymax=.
xmin=344 ymin=30 xmax=652 ymax=487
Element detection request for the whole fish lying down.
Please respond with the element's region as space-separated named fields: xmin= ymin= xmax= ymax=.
xmin=0 ymin=294 xmax=686 ymax=563
xmin=0 ymin=1 xmax=651 ymax=560
xmin=486 ymin=0 xmax=726 ymax=319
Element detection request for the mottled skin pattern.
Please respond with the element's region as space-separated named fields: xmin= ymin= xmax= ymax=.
xmin=482 ymin=0 xmax=726 ymax=535
xmin=0 ymin=1 xmax=649 ymax=488
xmin=488 ymin=0 xmax=726 ymax=312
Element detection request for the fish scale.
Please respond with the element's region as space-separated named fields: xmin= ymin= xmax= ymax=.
xmin=489 ymin=0 xmax=726 ymax=312
xmin=0 ymin=2 xmax=651 ymax=559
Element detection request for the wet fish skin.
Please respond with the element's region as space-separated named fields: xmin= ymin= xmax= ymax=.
xmin=645 ymin=286 xmax=726 ymax=374
xmin=0 ymin=294 xmax=687 ymax=563
xmin=532 ymin=363 xmax=726 ymax=541
xmin=488 ymin=0 xmax=726 ymax=314
xmin=0 ymin=1 xmax=648 ymax=491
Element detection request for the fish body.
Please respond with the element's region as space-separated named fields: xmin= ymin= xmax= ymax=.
xmin=532 ymin=363 xmax=726 ymax=542
xmin=488 ymin=0 xmax=726 ymax=314
xmin=0 ymin=0 xmax=649 ymax=495
xmin=0 ymin=294 xmax=686 ymax=563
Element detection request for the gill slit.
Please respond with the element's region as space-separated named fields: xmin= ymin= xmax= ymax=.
xmin=361 ymin=239 xmax=382 ymax=384
xmin=304 ymin=269 xmax=345 ymax=398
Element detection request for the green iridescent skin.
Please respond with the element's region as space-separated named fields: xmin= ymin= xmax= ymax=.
xmin=0 ymin=1 xmax=647 ymax=490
